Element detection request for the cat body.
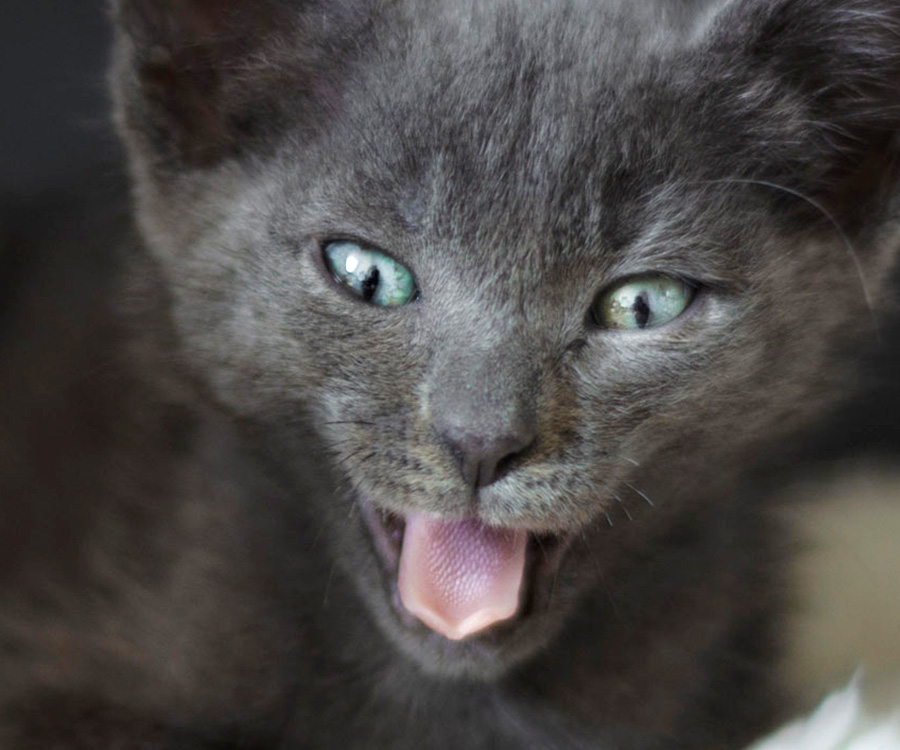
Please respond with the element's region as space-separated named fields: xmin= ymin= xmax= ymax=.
xmin=2 ymin=0 xmax=900 ymax=747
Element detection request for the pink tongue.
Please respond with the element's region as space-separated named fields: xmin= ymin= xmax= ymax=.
xmin=397 ymin=513 xmax=527 ymax=641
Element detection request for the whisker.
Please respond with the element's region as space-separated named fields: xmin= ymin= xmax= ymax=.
xmin=701 ymin=177 xmax=880 ymax=342
xmin=337 ymin=448 xmax=367 ymax=468
xmin=623 ymin=481 xmax=655 ymax=508
xmin=580 ymin=531 xmax=622 ymax=620
xmin=600 ymin=480 xmax=632 ymax=518
xmin=321 ymin=436 xmax=356 ymax=451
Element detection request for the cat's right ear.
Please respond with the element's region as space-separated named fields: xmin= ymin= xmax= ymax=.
xmin=111 ymin=0 xmax=371 ymax=169
xmin=692 ymin=0 xmax=900 ymax=231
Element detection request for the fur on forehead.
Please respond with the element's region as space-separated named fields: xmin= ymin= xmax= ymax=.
xmin=253 ymin=0 xmax=900 ymax=276
xmin=114 ymin=0 xmax=900 ymax=251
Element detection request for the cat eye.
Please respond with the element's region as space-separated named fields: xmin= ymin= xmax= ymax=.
xmin=590 ymin=274 xmax=696 ymax=330
xmin=323 ymin=241 xmax=417 ymax=307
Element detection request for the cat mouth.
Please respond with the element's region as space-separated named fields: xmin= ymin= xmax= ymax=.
xmin=359 ymin=499 xmax=571 ymax=641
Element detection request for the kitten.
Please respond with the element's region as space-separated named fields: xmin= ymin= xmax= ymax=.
xmin=2 ymin=0 xmax=900 ymax=748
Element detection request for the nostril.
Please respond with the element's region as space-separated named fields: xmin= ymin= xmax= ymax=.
xmin=490 ymin=446 xmax=528 ymax=484
xmin=451 ymin=431 xmax=536 ymax=490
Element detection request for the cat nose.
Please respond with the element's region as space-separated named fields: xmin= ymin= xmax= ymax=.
xmin=439 ymin=416 xmax=537 ymax=489
xmin=429 ymin=338 xmax=538 ymax=490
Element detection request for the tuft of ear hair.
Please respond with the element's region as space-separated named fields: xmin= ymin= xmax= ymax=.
xmin=699 ymin=0 xmax=900 ymax=228
xmin=111 ymin=0 xmax=371 ymax=169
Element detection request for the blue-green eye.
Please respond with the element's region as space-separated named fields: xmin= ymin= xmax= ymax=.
xmin=323 ymin=241 xmax=417 ymax=307
xmin=592 ymin=274 xmax=696 ymax=330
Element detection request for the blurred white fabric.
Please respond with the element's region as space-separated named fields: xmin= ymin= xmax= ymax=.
xmin=750 ymin=465 xmax=900 ymax=750
xmin=750 ymin=678 xmax=900 ymax=750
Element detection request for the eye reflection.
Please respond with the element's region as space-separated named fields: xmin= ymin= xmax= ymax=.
xmin=323 ymin=241 xmax=417 ymax=307
xmin=592 ymin=275 xmax=695 ymax=330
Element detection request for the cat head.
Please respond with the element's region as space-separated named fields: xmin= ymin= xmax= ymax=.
xmin=112 ymin=0 xmax=900 ymax=678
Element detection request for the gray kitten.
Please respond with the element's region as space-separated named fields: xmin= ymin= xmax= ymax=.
xmin=2 ymin=0 xmax=900 ymax=747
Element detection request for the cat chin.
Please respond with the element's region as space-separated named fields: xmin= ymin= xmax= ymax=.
xmin=354 ymin=495 xmax=576 ymax=680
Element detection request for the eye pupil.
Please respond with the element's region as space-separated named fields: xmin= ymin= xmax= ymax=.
xmin=361 ymin=266 xmax=380 ymax=302
xmin=322 ymin=241 xmax=416 ymax=308
xmin=632 ymin=293 xmax=651 ymax=329
xmin=590 ymin=274 xmax=695 ymax=331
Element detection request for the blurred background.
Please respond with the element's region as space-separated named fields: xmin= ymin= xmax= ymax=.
xmin=1 ymin=2 xmax=116 ymax=198
xmin=1 ymin=0 xmax=898 ymax=721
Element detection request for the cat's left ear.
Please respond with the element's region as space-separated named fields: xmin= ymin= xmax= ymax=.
xmin=111 ymin=0 xmax=372 ymax=170
xmin=695 ymin=0 xmax=900 ymax=230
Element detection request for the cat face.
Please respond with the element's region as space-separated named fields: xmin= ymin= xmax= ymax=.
xmin=113 ymin=0 xmax=900 ymax=677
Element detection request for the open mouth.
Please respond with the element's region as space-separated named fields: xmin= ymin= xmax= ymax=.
xmin=359 ymin=500 xmax=571 ymax=641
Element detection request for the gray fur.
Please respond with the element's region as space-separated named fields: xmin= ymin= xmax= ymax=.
xmin=2 ymin=0 xmax=900 ymax=747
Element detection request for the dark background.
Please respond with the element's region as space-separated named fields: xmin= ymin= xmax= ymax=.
xmin=1 ymin=2 xmax=116 ymax=198
xmin=1 ymin=0 xmax=898 ymax=463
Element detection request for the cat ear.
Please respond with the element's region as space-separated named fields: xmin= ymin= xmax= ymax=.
xmin=111 ymin=0 xmax=369 ymax=168
xmin=697 ymin=0 xmax=900 ymax=228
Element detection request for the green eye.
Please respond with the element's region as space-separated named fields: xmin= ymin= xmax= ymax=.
xmin=592 ymin=274 xmax=696 ymax=330
xmin=323 ymin=241 xmax=417 ymax=307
